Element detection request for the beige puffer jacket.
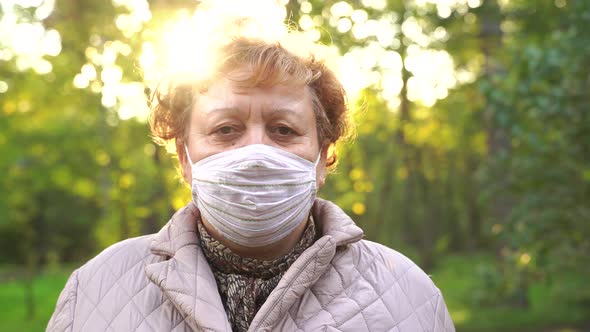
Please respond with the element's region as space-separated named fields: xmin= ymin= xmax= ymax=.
xmin=47 ymin=198 xmax=455 ymax=332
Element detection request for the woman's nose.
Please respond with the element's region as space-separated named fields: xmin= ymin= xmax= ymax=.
xmin=242 ymin=125 xmax=272 ymax=146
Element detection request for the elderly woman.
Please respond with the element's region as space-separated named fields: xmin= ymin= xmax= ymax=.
xmin=47 ymin=31 xmax=454 ymax=332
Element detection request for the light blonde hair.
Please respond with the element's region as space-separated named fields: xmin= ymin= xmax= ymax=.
xmin=149 ymin=35 xmax=350 ymax=167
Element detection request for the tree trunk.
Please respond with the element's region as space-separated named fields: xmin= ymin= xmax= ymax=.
xmin=416 ymin=148 xmax=436 ymax=270
xmin=397 ymin=1 xmax=417 ymax=247
xmin=465 ymin=155 xmax=482 ymax=250
xmin=444 ymin=153 xmax=464 ymax=251
xmin=142 ymin=145 xmax=165 ymax=234
xmin=480 ymin=0 xmax=527 ymax=308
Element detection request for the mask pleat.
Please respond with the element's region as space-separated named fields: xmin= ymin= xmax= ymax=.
xmin=187 ymin=144 xmax=319 ymax=247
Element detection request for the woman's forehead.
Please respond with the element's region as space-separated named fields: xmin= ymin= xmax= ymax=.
xmin=205 ymin=75 xmax=308 ymax=99
xmin=195 ymin=78 xmax=312 ymax=114
xmin=220 ymin=64 xmax=311 ymax=88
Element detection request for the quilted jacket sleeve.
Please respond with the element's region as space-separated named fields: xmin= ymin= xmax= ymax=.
xmin=46 ymin=269 xmax=79 ymax=332
xmin=373 ymin=242 xmax=455 ymax=332
xmin=426 ymin=286 xmax=455 ymax=331
xmin=401 ymin=266 xmax=455 ymax=331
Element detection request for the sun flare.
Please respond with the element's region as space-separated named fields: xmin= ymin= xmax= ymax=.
xmin=140 ymin=0 xmax=290 ymax=88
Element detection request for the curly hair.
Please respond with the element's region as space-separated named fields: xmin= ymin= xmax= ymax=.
xmin=149 ymin=36 xmax=350 ymax=167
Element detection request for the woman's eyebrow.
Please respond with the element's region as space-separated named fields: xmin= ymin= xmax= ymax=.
xmin=266 ymin=108 xmax=301 ymax=118
xmin=203 ymin=107 xmax=241 ymax=115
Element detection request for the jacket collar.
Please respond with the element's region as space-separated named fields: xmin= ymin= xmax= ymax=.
xmin=249 ymin=198 xmax=364 ymax=330
xmin=148 ymin=202 xmax=200 ymax=258
xmin=145 ymin=198 xmax=364 ymax=331
xmin=145 ymin=203 xmax=232 ymax=331
xmin=310 ymin=198 xmax=364 ymax=245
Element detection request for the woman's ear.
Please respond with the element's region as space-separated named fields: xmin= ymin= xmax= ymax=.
xmin=316 ymin=145 xmax=329 ymax=189
xmin=177 ymin=140 xmax=192 ymax=185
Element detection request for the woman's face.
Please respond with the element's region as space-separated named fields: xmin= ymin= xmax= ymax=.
xmin=180 ymin=70 xmax=328 ymax=187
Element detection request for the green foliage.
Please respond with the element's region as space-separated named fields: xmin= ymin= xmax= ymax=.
xmin=479 ymin=0 xmax=590 ymax=305
xmin=0 ymin=0 xmax=186 ymax=265
xmin=0 ymin=268 xmax=71 ymax=331
xmin=434 ymin=254 xmax=590 ymax=332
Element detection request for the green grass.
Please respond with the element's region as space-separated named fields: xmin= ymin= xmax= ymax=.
xmin=431 ymin=254 xmax=590 ymax=332
xmin=1 ymin=255 xmax=589 ymax=332
xmin=0 ymin=268 xmax=72 ymax=332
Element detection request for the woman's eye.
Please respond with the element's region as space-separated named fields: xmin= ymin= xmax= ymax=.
xmin=274 ymin=126 xmax=295 ymax=136
xmin=216 ymin=126 xmax=235 ymax=135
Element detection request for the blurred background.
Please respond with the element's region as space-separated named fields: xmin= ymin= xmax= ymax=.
xmin=1 ymin=0 xmax=589 ymax=331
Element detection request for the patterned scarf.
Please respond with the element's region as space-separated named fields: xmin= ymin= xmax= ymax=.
xmin=198 ymin=217 xmax=317 ymax=332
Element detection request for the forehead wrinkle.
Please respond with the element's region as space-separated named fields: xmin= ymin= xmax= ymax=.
xmin=263 ymin=108 xmax=303 ymax=119
xmin=200 ymin=103 xmax=254 ymax=120
xmin=201 ymin=106 xmax=241 ymax=115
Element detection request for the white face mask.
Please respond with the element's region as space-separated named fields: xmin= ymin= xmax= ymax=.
xmin=185 ymin=144 xmax=319 ymax=247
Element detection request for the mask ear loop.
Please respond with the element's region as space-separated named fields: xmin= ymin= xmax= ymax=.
xmin=314 ymin=145 xmax=325 ymax=167
xmin=314 ymin=153 xmax=322 ymax=167
xmin=184 ymin=144 xmax=195 ymax=165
